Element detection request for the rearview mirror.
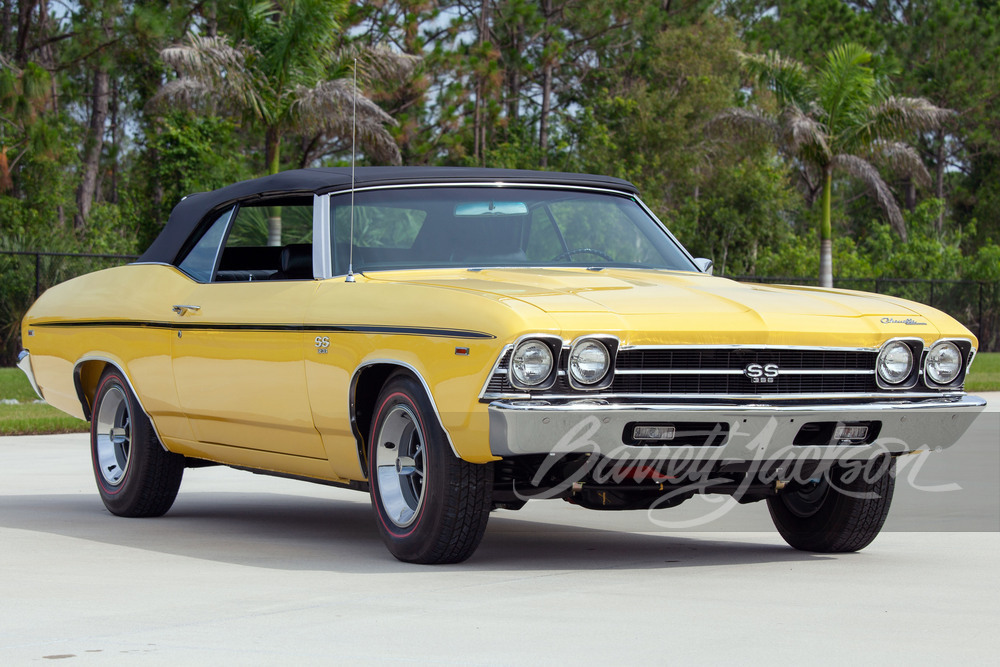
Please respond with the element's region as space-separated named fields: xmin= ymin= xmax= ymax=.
xmin=454 ymin=201 xmax=528 ymax=216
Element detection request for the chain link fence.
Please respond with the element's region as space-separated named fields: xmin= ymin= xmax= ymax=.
xmin=2 ymin=251 xmax=997 ymax=367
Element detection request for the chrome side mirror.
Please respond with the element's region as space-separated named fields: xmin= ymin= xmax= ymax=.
xmin=694 ymin=258 xmax=714 ymax=275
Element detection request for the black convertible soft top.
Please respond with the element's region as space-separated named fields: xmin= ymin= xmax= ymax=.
xmin=138 ymin=167 xmax=639 ymax=265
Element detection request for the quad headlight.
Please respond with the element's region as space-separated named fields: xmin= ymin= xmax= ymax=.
xmin=569 ymin=339 xmax=611 ymax=385
xmin=510 ymin=339 xmax=555 ymax=387
xmin=876 ymin=340 xmax=914 ymax=386
xmin=925 ymin=341 xmax=962 ymax=385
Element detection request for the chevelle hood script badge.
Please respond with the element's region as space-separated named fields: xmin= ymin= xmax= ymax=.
xmin=881 ymin=317 xmax=928 ymax=325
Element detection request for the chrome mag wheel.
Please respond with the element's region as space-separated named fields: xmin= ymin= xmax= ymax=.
xmin=94 ymin=385 xmax=132 ymax=487
xmin=374 ymin=403 xmax=426 ymax=528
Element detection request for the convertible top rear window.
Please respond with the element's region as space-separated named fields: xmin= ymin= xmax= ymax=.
xmin=329 ymin=187 xmax=695 ymax=275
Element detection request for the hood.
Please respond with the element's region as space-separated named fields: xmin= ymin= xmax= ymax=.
xmin=366 ymin=268 xmax=949 ymax=346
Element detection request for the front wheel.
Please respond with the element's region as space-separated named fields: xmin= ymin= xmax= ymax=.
xmin=767 ymin=456 xmax=895 ymax=553
xmin=90 ymin=367 xmax=184 ymax=517
xmin=368 ymin=374 xmax=493 ymax=564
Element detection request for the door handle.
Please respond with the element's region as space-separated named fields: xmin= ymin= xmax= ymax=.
xmin=172 ymin=305 xmax=201 ymax=315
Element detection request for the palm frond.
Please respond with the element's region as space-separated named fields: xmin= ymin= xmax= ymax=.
xmin=707 ymin=107 xmax=779 ymax=142
xmin=867 ymin=95 xmax=954 ymax=138
xmin=738 ymin=50 xmax=809 ymax=108
xmin=832 ymin=153 xmax=907 ymax=240
xmin=223 ymin=0 xmax=279 ymax=44
xmin=265 ymin=0 xmax=343 ymax=83
xmin=161 ymin=35 xmax=250 ymax=75
xmin=336 ymin=44 xmax=422 ymax=86
xmin=291 ymin=80 xmax=401 ymax=165
xmin=779 ymin=105 xmax=830 ymax=158
xmin=867 ymin=140 xmax=932 ymax=187
xmin=157 ymin=34 xmax=269 ymax=122
xmin=147 ymin=77 xmax=212 ymax=109
xmin=817 ymin=43 xmax=876 ymax=135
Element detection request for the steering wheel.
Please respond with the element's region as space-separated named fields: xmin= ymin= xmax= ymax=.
xmin=550 ymin=248 xmax=614 ymax=262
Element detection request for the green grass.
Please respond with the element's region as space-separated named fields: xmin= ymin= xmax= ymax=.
xmin=967 ymin=352 xmax=1000 ymax=392
xmin=0 ymin=402 xmax=89 ymax=435
xmin=0 ymin=367 xmax=89 ymax=436
xmin=0 ymin=366 xmax=42 ymax=402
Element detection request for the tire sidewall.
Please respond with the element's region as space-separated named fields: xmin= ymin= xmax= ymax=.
xmin=90 ymin=370 xmax=149 ymax=513
xmin=368 ymin=376 xmax=451 ymax=561
xmin=768 ymin=456 xmax=895 ymax=552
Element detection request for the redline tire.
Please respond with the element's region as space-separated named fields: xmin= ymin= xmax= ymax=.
xmin=767 ymin=455 xmax=895 ymax=553
xmin=90 ymin=368 xmax=184 ymax=517
xmin=368 ymin=374 xmax=493 ymax=564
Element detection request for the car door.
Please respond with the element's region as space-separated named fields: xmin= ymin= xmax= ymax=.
xmin=169 ymin=199 xmax=326 ymax=461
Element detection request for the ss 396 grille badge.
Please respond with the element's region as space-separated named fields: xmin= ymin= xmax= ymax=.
xmin=744 ymin=362 xmax=779 ymax=383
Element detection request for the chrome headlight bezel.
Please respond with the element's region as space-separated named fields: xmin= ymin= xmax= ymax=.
xmin=924 ymin=341 xmax=962 ymax=385
xmin=567 ymin=335 xmax=619 ymax=390
xmin=876 ymin=339 xmax=921 ymax=389
xmin=923 ymin=339 xmax=973 ymax=389
xmin=508 ymin=335 xmax=560 ymax=390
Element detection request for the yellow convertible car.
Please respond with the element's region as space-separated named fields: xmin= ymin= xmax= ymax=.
xmin=17 ymin=167 xmax=985 ymax=563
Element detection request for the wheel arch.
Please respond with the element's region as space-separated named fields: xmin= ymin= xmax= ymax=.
xmin=74 ymin=358 xmax=110 ymax=421
xmin=349 ymin=360 xmax=460 ymax=474
xmin=73 ymin=356 xmax=168 ymax=451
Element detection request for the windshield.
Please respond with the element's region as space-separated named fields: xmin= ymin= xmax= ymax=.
xmin=329 ymin=186 xmax=695 ymax=274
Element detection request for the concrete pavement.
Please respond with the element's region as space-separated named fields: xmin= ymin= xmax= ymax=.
xmin=0 ymin=397 xmax=997 ymax=664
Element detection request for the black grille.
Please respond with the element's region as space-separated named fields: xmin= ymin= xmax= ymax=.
xmin=484 ymin=346 xmax=879 ymax=397
xmin=610 ymin=372 xmax=875 ymax=395
xmin=615 ymin=349 xmax=875 ymax=372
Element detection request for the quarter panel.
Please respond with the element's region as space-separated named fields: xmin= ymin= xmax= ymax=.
xmin=21 ymin=265 xmax=192 ymax=437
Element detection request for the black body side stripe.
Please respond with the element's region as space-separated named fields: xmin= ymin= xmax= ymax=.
xmin=30 ymin=320 xmax=496 ymax=340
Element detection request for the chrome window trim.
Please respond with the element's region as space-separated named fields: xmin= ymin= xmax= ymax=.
xmin=632 ymin=196 xmax=700 ymax=268
xmin=320 ymin=182 xmax=700 ymax=277
xmin=175 ymin=205 xmax=236 ymax=284
xmin=313 ymin=193 xmax=332 ymax=279
xmin=325 ymin=181 xmax=638 ymax=197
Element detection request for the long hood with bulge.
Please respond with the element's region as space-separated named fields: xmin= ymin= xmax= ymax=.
xmin=366 ymin=267 xmax=956 ymax=347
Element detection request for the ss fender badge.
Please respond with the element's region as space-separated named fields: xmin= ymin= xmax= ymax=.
xmin=881 ymin=317 xmax=927 ymax=325
xmin=315 ymin=335 xmax=330 ymax=354
xmin=744 ymin=362 xmax=779 ymax=383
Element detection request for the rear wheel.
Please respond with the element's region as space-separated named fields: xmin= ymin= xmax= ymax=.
xmin=368 ymin=374 xmax=493 ymax=563
xmin=767 ymin=456 xmax=895 ymax=553
xmin=91 ymin=368 xmax=184 ymax=517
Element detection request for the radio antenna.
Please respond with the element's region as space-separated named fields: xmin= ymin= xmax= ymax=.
xmin=346 ymin=57 xmax=358 ymax=283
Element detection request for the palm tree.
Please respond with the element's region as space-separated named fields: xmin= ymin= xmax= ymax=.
xmin=718 ymin=44 xmax=951 ymax=287
xmin=150 ymin=0 xmax=418 ymax=244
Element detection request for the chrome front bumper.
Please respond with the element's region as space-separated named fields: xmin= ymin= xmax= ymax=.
xmin=17 ymin=350 xmax=44 ymax=400
xmin=488 ymin=395 xmax=987 ymax=461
